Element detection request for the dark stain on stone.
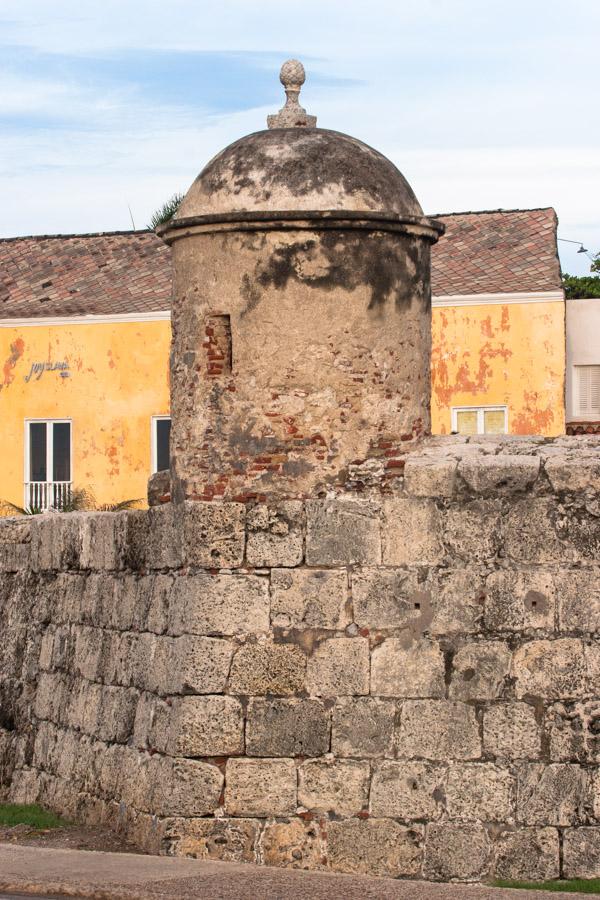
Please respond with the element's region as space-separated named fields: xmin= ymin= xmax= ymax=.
xmin=524 ymin=589 xmax=548 ymax=614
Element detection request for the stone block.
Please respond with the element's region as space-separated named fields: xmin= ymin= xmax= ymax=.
xmin=306 ymin=637 xmax=369 ymax=697
xmin=558 ymin=569 xmax=600 ymax=633
xmin=503 ymin=498 xmax=565 ymax=564
xmin=483 ymin=703 xmax=542 ymax=759
xmin=151 ymin=755 xmax=223 ymax=817
xmin=381 ymin=498 xmax=443 ymax=566
xmin=493 ymin=828 xmax=559 ymax=881
xmin=246 ymin=502 xmax=303 ymax=566
xmin=512 ymin=639 xmax=587 ymax=700
xmin=332 ymin=697 xmax=396 ymax=758
xmin=164 ymin=817 xmax=259 ymax=863
xmin=168 ymin=695 xmax=244 ymax=757
xmin=563 ymin=827 xmax=600 ymax=878
xmin=261 ymin=818 xmax=326 ymax=870
xmin=97 ymin=686 xmax=138 ymax=743
xmin=399 ymin=700 xmax=481 ymax=761
xmin=485 ymin=569 xmax=556 ymax=633
xmin=370 ymin=760 xmax=446 ymax=819
xmin=403 ymin=455 xmax=458 ymax=498
xmin=298 ymin=758 xmax=369 ymax=815
xmin=545 ymin=457 xmax=600 ymax=493
xmin=271 ymin=568 xmax=349 ymax=629
xmin=327 ymin=819 xmax=422 ymax=878
xmin=144 ymin=505 xmax=182 ymax=570
xmin=169 ymin=573 xmax=269 ymax=636
xmin=165 ymin=635 xmax=234 ymax=695
xmin=141 ymin=574 xmax=172 ymax=635
xmin=444 ymin=500 xmax=502 ymax=563
xmin=371 ymin=639 xmax=445 ymax=698
xmin=181 ymin=500 xmax=245 ymax=568
xmin=424 ymin=824 xmax=491 ymax=881
xmin=246 ymin=698 xmax=330 ymax=757
xmin=450 ymin=641 xmax=511 ymax=701
xmin=228 ymin=641 xmax=306 ymax=696
xmin=459 ymin=454 xmax=540 ymax=494
xmin=79 ymin=513 xmax=129 ymax=571
xmin=31 ymin=514 xmax=82 ymax=572
xmin=516 ymin=763 xmax=590 ymax=826
xmin=546 ymin=700 xmax=600 ymax=763
xmin=447 ymin=763 xmax=515 ymax=822
xmin=305 ymin=500 xmax=381 ymax=566
xmin=427 ymin=569 xmax=485 ymax=635
xmin=224 ymin=758 xmax=297 ymax=816
xmin=352 ymin=568 xmax=421 ymax=630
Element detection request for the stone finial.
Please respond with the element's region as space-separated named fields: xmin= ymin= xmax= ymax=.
xmin=267 ymin=59 xmax=317 ymax=129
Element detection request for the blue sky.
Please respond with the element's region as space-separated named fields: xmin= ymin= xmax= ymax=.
xmin=1 ymin=0 xmax=598 ymax=275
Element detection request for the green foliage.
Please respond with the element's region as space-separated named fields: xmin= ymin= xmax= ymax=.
xmin=562 ymin=273 xmax=600 ymax=299
xmin=591 ymin=251 xmax=600 ymax=274
xmin=496 ymin=879 xmax=600 ymax=893
xmin=0 ymin=803 xmax=67 ymax=829
xmin=1 ymin=489 xmax=141 ymax=516
xmin=0 ymin=500 xmax=43 ymax=516
xmin=96 ymin=498 xmax=142 ymax=512
xmin=148 ymin=193 xmax=184 ymax=230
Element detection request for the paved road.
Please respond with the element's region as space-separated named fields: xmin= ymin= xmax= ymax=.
xmin=0 ymin=843 xmax=594 ymax=900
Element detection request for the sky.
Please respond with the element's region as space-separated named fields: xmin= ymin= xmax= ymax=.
xmin=1 ymin=0 xmax=598 ymax=276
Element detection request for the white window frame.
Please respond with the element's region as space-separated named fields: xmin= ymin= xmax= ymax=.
xmin=451 ymin=405 xmax=508 ymax=435
xmin=573 ymin=364 xmax=600 ymax=419
xmin=24 ymin=418 xmax=73 ymax=510
xmin=151 ymin=415 xmax=171 ymax=474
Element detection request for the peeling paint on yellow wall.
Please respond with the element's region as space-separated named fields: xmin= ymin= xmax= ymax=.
xmin=431 ymin=301 xmax=565 ymax=436
xmin=0 ymin=321 xmax=170 ymax=507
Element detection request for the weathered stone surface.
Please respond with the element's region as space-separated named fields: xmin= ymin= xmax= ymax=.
xmin=246 ymin=502 xmax=303 ymax=567
xmin=503 ymin=498 xmax=564 ymax=564
xmin=168 ymin=696 xmax=244 ymax=757
xmin=516 ymin=763 xmax=590 ymax=826
xmin=352 ymin=568 xmax=421 ymax=630
xmin=546 ymin=700 xmax=600 ymax=763
xmin=563 ymin=827 xmax=600 ymax=878
xmin=370 ymin=760 xmax=445 ymax=819
xmin=298 ymin=758 xmax=369 ymax=815
xmin=224 ymin=758 xmax=297 ymax=816
xmin=306 ymin=637 xmax=369 ymax=697
xmin=271 ymin=568 xmax=348 ymax=629
xmin=428 ymin=569 xmax=485 ymax=635
xmin=164 ymin=817 xmax=259 ymax=863
xmin=424 ymin=824 xmax=490 ymax=881
xmin=483 ymin=703 xmax=542 ymax=759
xmin=399 ymin=700 xmax=481 ymax=761
xmin=444 ymin=500 xmax=502 ymax=563
xmin=512 ymin=639 xmax=587 ymax=700
xmin=485 ymin=570 xmax=556 ymax=633
xmin=181 ymin=501 xmax=245 ymax=567
xmin=169 ymin=574 xmax=269 ymax=636
xmin=261 ymin=818 xmax=326 ymax=870
xmin=381 ymin=499 xmax=443 ymax=566
xmin=143 ymin=505 xmax=182 ymax=570
xmin=331 ymin=697 xmax=396 ymax=758
xmin=447 ymin=763 xmax=515 ymax=822
xmin=229 ymin=641 xmax=306 ymax=696
xmin=164 ymin=635 xmax=234 ymax=694
xmin=305 ymin=500 xmax=381 ymax=566
xmin=558 ymin=569 xmax=600 ymax=633
xmin=404 ymin=456 xmax=457 ymax=498
xmin=493 ymin=828 xmax=559 ymax=881
xmin=246 ymin=699 xmax=330 ymax=757
xmin=152 ymin=756 xmax=224 ymax=817
xmin=371 ymin=639 xmax=445 ymax=698
xmin=545 ymin=457 xmax=600 ymax=494
xmin=327 ymin=819 xmax=423 ymax=877
xmin=459 ymin=455 xmax=540 ymax=494
xmin=450 ymin=641 xmax=511 ymax=700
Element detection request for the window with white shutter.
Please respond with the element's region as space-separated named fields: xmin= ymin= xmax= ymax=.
xmin=575 ymin=366 xmax=600 ymax=417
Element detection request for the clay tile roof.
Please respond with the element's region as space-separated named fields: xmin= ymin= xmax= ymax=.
xmin=0 ymin=208 xmax=562 ymax=319
xmin=0 ymin=230 xmax=172 ymax=319
xmin=431 ymin=207 xmax=562 ymax=296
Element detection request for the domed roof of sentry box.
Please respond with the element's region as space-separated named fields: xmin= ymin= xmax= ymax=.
xmin=168 ymin=59 xmax=432 ymax=228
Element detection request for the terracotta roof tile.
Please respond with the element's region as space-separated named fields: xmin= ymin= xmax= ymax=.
xmin=0 ymin=208 xmax=562 ymax=319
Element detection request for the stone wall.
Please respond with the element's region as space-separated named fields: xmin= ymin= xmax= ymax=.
xmin=2 ymin=436 xmax=600 ymax=882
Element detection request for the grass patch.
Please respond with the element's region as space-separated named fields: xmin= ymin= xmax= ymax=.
xmin=0 ymin=803 xmax=67 ymax=830
xmin=496 ymin=880 xmax=600 ymax=894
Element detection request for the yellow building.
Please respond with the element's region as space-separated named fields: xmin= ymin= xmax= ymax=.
xmin=0 ymin=208 xmax=565 ymax=510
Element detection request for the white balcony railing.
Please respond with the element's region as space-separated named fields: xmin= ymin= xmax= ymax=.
xmin=25 ymin=481 xmax=72 ymax=512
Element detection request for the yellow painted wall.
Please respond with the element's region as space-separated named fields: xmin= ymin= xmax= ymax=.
xmin=0 ymin=319 xmax=170 ymax=509
xmin=431 ymin=301 xmax=565 ymax=436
